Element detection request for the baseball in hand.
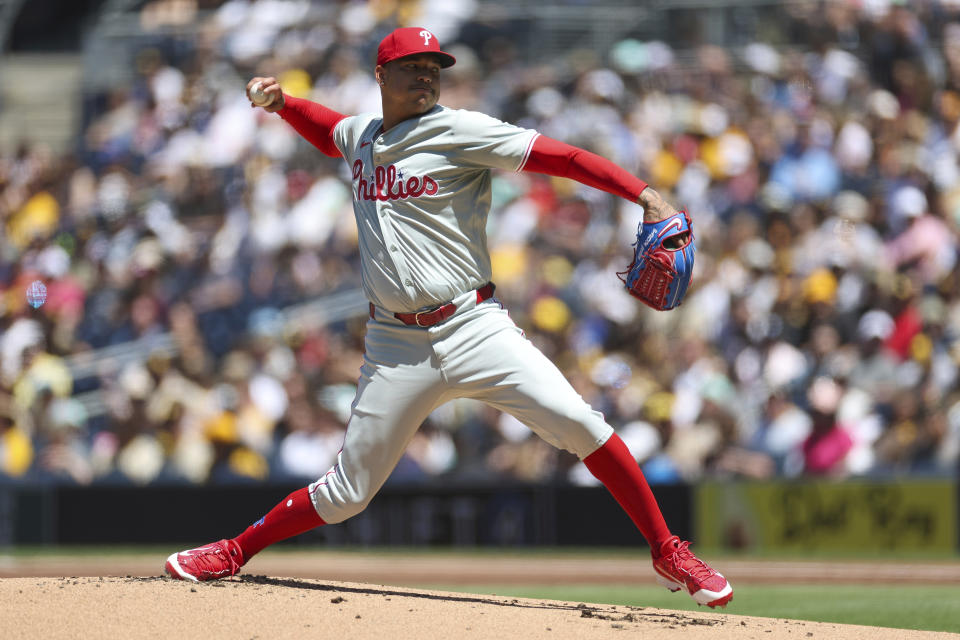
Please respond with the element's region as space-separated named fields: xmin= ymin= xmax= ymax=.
xmin=250 ymin=81 xmax=274 ymax=107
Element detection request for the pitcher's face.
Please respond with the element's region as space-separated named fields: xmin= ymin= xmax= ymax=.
xmin=377 ymin=53 xmax=442 ymax=119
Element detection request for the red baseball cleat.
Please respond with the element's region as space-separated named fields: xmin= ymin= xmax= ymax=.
xmin=164 ymin=539 xmax=243 ymax=582
xmin=652 ymin=536 xmax=733 ymax=608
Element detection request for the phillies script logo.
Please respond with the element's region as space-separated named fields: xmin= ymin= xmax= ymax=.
xmin=352 ymin=159 xmax=438 ymax=201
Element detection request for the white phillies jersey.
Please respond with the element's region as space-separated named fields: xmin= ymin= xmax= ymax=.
xmin=332 ymin=105 xmax=539 ymax=313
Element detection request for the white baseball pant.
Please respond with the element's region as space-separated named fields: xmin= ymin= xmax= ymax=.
xmin=308 ymin=289 xmax=614 ymax=524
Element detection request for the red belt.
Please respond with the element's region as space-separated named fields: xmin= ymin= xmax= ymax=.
xmin=370 ymin=282 xmax=496 ymax=327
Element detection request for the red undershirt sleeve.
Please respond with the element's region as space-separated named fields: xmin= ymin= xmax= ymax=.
xmin=278 ymin=95 xmax=347 ymax=158
xmin=520 ymin=134 xmax=648 ymax=202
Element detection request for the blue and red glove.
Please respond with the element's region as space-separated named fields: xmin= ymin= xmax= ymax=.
xmin=618 ymin=210 xmax=695 ymax=311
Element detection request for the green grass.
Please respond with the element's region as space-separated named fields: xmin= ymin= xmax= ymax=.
xmin=420 ymin=583 xmax=960 ymax=634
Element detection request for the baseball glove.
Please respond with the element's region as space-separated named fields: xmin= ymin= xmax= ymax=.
xmin=617 ymin=209 xmax=695 ymax=311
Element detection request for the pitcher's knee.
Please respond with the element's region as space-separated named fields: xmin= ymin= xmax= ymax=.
xmin=308 ymin=475 xmax=375 ymax=524
xmin=534 ymin=408 xmax=613 ymax=459
xmin=322 ymin=496 xmax=371 ymax=523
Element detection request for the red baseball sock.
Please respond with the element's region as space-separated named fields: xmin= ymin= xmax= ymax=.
xmin=582 ymin=433 xmax=673 ymax=556
xmin=232 ymin=487 xmax=326 ymax=564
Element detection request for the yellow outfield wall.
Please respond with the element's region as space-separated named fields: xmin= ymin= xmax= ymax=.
xmin=696 ymin=480 xmax=958 ymax=552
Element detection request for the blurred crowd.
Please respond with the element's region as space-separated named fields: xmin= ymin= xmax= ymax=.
xmin=1 ymin=0 xmax=959 ymax=487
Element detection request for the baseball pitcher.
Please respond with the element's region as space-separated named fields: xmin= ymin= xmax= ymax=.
xmin=164 ymin=27 xmax=730 ymax=608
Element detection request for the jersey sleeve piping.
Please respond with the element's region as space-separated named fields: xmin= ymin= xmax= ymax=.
xmin=332 ymin=117 xmax=348 ymax=158
xmin=515 ymin=132 xmax=541 ymax=173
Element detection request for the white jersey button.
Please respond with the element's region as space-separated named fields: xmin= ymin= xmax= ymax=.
xmin=390 ymin=245 xmax=398 ymax=251
xmin=404 ymin=279 xmax=413 ymax=286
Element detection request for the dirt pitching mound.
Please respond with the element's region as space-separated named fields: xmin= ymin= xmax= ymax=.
xmin=1 ymin=576 xmax=954 ymax=640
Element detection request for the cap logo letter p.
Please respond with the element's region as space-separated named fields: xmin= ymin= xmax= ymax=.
xmin=419 ymin=30 xmax=433 ymax=46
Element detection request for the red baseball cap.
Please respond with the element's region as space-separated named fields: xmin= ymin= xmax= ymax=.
xmin=376 ymin=27 xmax=456 ymax=68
